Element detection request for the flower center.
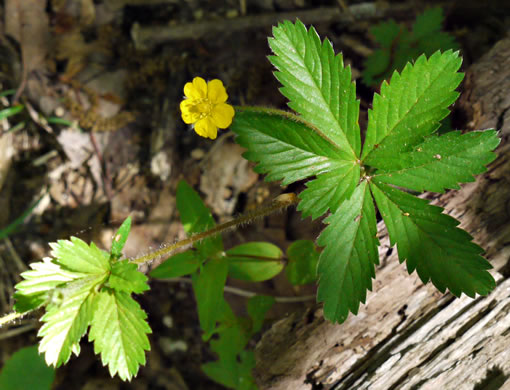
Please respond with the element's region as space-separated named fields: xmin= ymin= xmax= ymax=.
xmin=190 ymin=98 xmax=213 ymax=119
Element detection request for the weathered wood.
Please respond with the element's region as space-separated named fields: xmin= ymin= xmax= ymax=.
xmin=254 ymin=34 xmax=510 ymax=390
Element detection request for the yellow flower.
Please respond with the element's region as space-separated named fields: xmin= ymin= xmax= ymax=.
xmin=180 ymin=77 xmax=235 ymax=139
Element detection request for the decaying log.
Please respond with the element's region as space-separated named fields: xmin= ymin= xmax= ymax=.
xmin=254 ymin=33 xmax=510 ymax=390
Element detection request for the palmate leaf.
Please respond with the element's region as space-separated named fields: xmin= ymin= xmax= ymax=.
xmin=89 ymin=289 xmax=151 ymax=381
xmin=232 ymin=109 xmax=348 ymax=185
xmin=108 ymin=260 xmax=149 ymax=294
xmin=316 ymin=181 xmax=379 ymax=323
xmin=374 ymin=130 xmax=500 ymax=192
xmin=269 ymin=20 xmax=360 ymax=159
xmin=49 ymin=237 xmax=110 ymax=274
xmin=370 ymin=180 xmax=495 ymax=297
xmin=362 ymin=50 xmax=463 ymax=166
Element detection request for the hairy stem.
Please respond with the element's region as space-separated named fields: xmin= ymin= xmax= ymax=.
xmin=131 ymin=193 xmax=298 ymax=265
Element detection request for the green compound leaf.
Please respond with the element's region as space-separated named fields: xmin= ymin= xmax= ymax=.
xmin=192 ymin=257 xmax=229 ymax=339
xmin=89 ymin=289 xmax=151 ymax=381
xmin=297 ymin=161 xmax=360 ymax=219
xmin=14 ymin=257 xmax=85 ymax=312
xmin=231 ymin=109 xmax=349 ymax=186
xmin=108 ymin=260 xmax=149 ymax=294
xmin=362 ymin=50 xmax=463 ymax=165
xmin=370 ymin=180 xmax=495 ymax=297
xmin=269 ymin=19 xmax=360 ymax=159
xmin=49 ymin=237 xmax=110 ymax=274
xmin=38 ymin=275 xmax=106 ymax=367
xmin=0 ymin=346 xmax=55 ymax=390
xmin=374 ymin=130 xmax=500 ymax=192
xmin=285 ymin=240 xmax=320 ymax=286
xmin=177 ymin=180 xmax=223 ymax=256
xmin=226 ymin=242 xmax=284 ymax=282
xmin=111 ymin=217 xmax=131 ymax=259
xmin=149 ymin=250 xmax=200 ymax=279
xmin=316 ymin=181 xmax=379 ymax=323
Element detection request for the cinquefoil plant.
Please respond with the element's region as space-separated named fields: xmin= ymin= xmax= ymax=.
xmin=0 ymin=18 xmax=500 ymax=387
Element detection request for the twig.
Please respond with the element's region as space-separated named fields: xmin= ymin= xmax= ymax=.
xmin=159 ymin=277 xmax=316 ymax=303
xmin=131 ymin=2 xmax=412 ymax=49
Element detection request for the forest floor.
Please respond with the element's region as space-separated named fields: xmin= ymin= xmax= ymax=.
xmin=0 ymin=0 xmax=508 ymax=389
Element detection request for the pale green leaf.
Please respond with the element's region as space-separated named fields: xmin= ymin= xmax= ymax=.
xmin=316 ymin=181 xmax=379 ymax=323
xmin=297 ymin=161 xmax=360 ymax=219
xmin=38 ymin=274 xmax=106 ymax=367
xmin=362 ymin=50 xmax=463 ymax=165
xmin=89 ymin=290 xmax=151 ymax=381
xmin=177 ymin=180 xmax=223 ymax=256
xmin=226 ymin=242 xmax=284 ymax=282
xmin=0 ymin=346 xmax=55 ymax=390
xmin=285 ymin=240 xmax=319 ymax=285
xmin=111 ymin=217 xmax=131 ymax=259
xmin=108 ymin=260 xmax=149 ymax=294
xmin=49 ymin=237 xmax=110 ymax=274
xmin=269 ymin=20 xmax=360 ymax=159
xmin=371 ymin=180 xmax=495 ymax=297
xmin=149 ymin=251 xmax=200 ymax=279
xmin=374 ymin=130 xmax=500 ymax=192
xmin=232 ymin=109 xmax=348 ymax=186
xmin=14 ymin=257 xmax=85 ymax=312
xmin=192 ymin=257 xmax=229 ymax=339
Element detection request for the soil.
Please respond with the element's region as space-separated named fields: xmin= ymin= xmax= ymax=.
xmin=0 ymin=0 xmax=508 ymax=389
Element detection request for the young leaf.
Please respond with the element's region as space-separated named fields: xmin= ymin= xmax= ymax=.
xmin=362 ymin=50 xmax=463 ymax=165
xmin=316 ymin=181 xmax=379 ymax=323
xmin=269 ymin=19 xmax=360 ymax=159
xmin=370 ymin=180 xmax=495 ymax=297
xmin=89 ymin=289 xmax=151 ymax=381
xmin=297 ymin=161 xmax=360 ymax=219
xmin=226 ymin=242 xmax=284 ymax=282
xmin=111 ymin=217 xmax=131 ymax=259
xmin=38 ymin=275 xmax=105 ymax=367
xmin=374 ymin=130 xmax=500 ymax=192
xmin=192 ymin=257 xmax=229 ymax=339
xmin=231 ymin=109 xmax=349 ymax=186
xmin=14 ymin=257 xmax=85 ymax=312
xmin=0 ymin=346 xmax=55 ymax=390
xmin=149 ymin=250 xmax=200 ymax=279
xmin=285 ymin=240 xmax=319 ymax=286
xmin=247 ymin=295 xmax=275 ymax=334
xmin=49 ymin=237 xmax=110 ymax=274
xmin=177 ymin=180 xmax=223 ymax=256
xmin=108 ymin=260 xmax=149 ymax=294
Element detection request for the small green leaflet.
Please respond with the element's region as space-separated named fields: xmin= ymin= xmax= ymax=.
xmin=149 ymin=250 xmax=200 ymax=279
xmin=192 ymin=257 xmax=229 ymax=339
xmin=268 ymin=19 xmax=360 ymax=159
xmin=316 ymin=182 xmax=379 ymax=323
xmin=370 ymin=181 xmax=495 ymax=297
xmin=226 ymin=242 xmax=284 ymax=282
xmin=89 ymin=289 xmax=151 ymax=381
xmin=111 ymin=217 xmax=131 ymax=260
xmin=49 ymin=237 xmax=110 ymax=274
xmin=285 ymin=240 xmax=320 ymax=286
xmin=374 ymin=130 xmax=500 ymax=192
xmin=108 ymin=260 xmax=149 ymax=294
xmin=234 ymin=20 xmax=499 ymax=323
xmin=362 ymin=50 xmax=464 ymax=165
xmin=177 ymin=180 xmax=223 ymax=256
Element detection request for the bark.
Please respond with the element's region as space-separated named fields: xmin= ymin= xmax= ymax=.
xmin=254 ymin=33 xmax=510 ymax=390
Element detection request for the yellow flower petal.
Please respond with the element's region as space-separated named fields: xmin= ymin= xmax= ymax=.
xmin=207 ymin=79 xmax=228 ymax=104
xmin=211 ymin=103 xmax=235 ymax=128
xmin=180 ymin=100 xmax=200 ymax=124
xmin=184 ymin=77 xmax=207 ymax=99
xmin=195 ymin=117 xmax=218 ymax=139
